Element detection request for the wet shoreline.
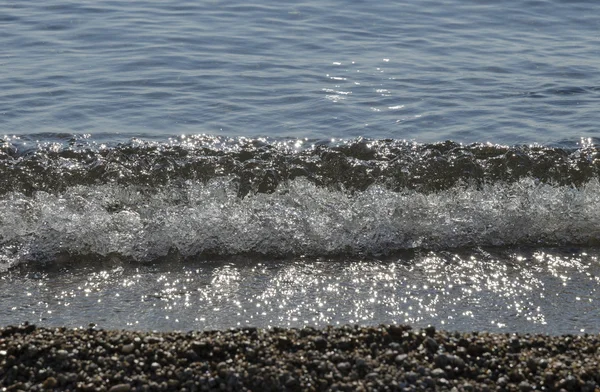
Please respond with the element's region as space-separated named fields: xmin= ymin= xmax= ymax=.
xmin=1 ymin=323 xmax=598 ymax=391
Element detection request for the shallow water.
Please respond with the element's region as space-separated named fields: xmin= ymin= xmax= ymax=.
xmin=1 ymin=248 xmax=599 ymax=335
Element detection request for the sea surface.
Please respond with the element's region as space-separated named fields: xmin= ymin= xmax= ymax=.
xmin=1 ymin=0 xmax=600 ymax=334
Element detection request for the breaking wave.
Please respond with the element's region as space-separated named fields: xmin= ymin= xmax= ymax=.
xmin=1 ymin=134 xmax=600 ymax=269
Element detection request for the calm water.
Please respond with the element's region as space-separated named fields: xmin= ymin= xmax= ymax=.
xmin=1 ymin=0 xmax=600 ymax=334
xmin=2 ymin=0 xmax=600 ymax=144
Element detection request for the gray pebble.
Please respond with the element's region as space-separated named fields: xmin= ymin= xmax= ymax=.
xmin=121 ymin=344 xmax=134 ymax=354
xmin=395 ymin=353 xmax=408 ymax=364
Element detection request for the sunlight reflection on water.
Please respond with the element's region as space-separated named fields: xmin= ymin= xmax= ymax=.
xmin=2 ymin=248 xmax=598 ymax=335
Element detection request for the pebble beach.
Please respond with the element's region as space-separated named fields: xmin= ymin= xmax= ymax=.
xmin=3 ymin=0 xmax=600 ymax=391
xmin=1 ymin=323 xmax=599 ymax=391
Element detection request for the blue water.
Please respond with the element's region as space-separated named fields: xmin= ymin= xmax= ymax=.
xmin=2 ymin=0 xmax=600 ymax=334
xmin=2 ymin=0 xmax=599 ymax=144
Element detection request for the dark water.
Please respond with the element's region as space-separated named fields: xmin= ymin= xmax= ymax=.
xmin=1 ymin=0 xmax=600 ymax=334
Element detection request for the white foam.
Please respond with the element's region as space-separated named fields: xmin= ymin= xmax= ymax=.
xmin=1 ymin=177 xmax=600 ymax=269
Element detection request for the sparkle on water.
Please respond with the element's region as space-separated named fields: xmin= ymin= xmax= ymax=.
xmin=2 ymin=248 xmax=598 ymax=335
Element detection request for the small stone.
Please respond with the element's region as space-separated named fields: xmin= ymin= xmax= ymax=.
xmin=423 ymin=376 xmax=435 ymax=388
xmin=424 ymin=337 xmax=439 ymax=352
xmin=144 ymin=336 xmax=162 ymax=344
xmin=558 ymin=375 xmax=579 ymax=390
xmin=285 ymin=377 xmax=299 ymax=388
xmin=43 ymin=377 xmax=57 ymax=388
xmin=449 ymin=354 xmax=466 ymax=369
xmin=314 ymin=336 xmax=327 ymax=350
xmin=519 ymin=381 xmax=533 ymax=392
xmin=583 ymin=381 xmax=597 ymax=392
xmin=337 ymin=362 xmax=351 ymax=372
xmin=369 ymin=342 xmax=378 ymax=353
xmin=434 ymin=353 xmax=449 ymax=367
xmin=395 ymin=354 xmax=408 ymax=364
xmin=121 ymin=344 xmax=134 ymax=354
xmin=227 ymin=373 xmax=241 ymax=389
xmin=509 ymin=369 xmax=524 ymax=382
xmin=436 ymin=353 xmax=466 ymax=369
xmin=208 ymin=377 xmax=217 ymax=387
xmin=467 ymin=342 xmax=485 ymax=356
xmin=526 ymin=358 xmax=538 ymax=372
xmin=388 ymin=325 xmax=406 ymax=337
xmin=82 ymin=383 xmax=96 ymax=392
xmin=56 ymin=349 xmax=68 ymax=360
xmin=405 ymin=371 xmax=418 ymax=383
xmin=151 ymin=362 xmax=161 ymax=370
xmin=277 ymin=336 xmax=291 ymax=349
xmin=431 ymin=368 xmax=446 ymax=378
xmin=243 ymin=326 xmax=257 ymax=334
xmin=217 ymin=362 xmax=229 ymax=378
xmin=191 ymin=341 xmax=208 ymax=353
xmin=108 ymin=384 xmax=131 ymax=392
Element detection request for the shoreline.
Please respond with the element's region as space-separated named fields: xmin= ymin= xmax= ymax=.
xmin=1 ymin=324 xmax=599 ymax=391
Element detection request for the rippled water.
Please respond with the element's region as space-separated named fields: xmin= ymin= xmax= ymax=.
xmin=2 ymin=0 xmax=600 ymax=334
xmin=2 ymin=0 xmax=600 ymax=144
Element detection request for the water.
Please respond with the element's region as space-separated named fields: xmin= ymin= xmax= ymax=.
xmin=1 ymin=0 xmax=600 ymax=334
xmin=3 ymin=1 xmax=600 ymax=144
xmin=2 ymin=249 xmax=599 ymax=335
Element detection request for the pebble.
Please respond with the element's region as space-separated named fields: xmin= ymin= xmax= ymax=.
xmin=42 ymin=377 xmax=57 ymax=388
xmin=121 ymin=343 xmax=134 ymax=354
xmin=424 ymin=336 xmax=439 ymax=352
xmin=0 ymin=324 xmax=598 ymax=391
xmin=108 ymin=384 xmax=131 ymax=392
xmin=56 ymin=349 xmax=68 ymax=360
xmin=337 ymin=362 xmax=351 ymax=372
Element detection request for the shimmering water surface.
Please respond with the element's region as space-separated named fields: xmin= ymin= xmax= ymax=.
xmin=2 ymin=0 xmax=600 ymax=334
xmin=2 ymin=248 xmax=600 ymax=335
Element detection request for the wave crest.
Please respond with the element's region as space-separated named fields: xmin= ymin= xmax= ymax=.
xmin=2 ymin=177 xmax=600 ymax=269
